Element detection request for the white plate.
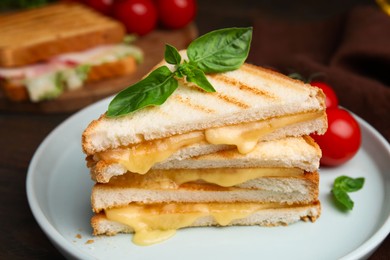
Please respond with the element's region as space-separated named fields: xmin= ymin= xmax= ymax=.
xmin=27 ymin=97 xmax=390 ymax=260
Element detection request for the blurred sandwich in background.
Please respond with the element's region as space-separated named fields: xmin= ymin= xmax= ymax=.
xmin=0 ymin=2 xmax=143 ymax=102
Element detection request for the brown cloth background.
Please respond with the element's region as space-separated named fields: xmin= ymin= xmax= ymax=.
xmin=248 ymin=5 xmax=390 ymax=142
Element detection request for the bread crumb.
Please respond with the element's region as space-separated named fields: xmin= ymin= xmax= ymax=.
xmin=76 ymin=234 xmax=82 ymax=239
xmin=85 ymin=239 xmax=94 ymax=244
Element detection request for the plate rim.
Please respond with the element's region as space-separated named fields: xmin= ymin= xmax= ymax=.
xmin=25 ymin=100 xmax=103 ymax=260
xmin=26 ymin=99 xmax=390 ymax=260
xmin=338 ymin=116 xmax=390 ymax=260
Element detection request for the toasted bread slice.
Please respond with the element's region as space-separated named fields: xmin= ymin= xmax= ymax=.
xmin=0 ymin=2 xmax=125 ymax=67
xmin=0 ymin=80 xmax=26 ymax=102
xmin=86 ymin=55 xmax=137 ymax=82
xmin=82 ymin=62 xmax=327 ymax=157
xmin=91 ymin=170 xmax=319 ymax=213
xmin=91 ymin=201 xmax=321 ymax=236
xmin=89 ymin=136 xmax=321 ymax=183
xmin=155 ymin=136 xmax=321 ymax=170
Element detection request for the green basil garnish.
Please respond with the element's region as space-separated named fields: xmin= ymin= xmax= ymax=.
xmin=332 ymin=175 xmax=365 ymax=210
xmin=107 ymin=27 xmax=253 ymax=118
xmin=185 ymin=65 xmax=215 ymax=92
xmin=107 ymin=66 xmax=177 ymax=117
xmin=187 ymin=27 xmax=253 ymax=73
xmin=164 ymin=44 xmax=182 ymax=65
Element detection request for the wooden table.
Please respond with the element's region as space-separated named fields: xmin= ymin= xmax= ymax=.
xmin=1 ymin=1 xmax=389 ymax=259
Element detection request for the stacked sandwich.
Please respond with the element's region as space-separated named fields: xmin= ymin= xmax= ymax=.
xmin=0 ymin=2 xmax=142 ymax=102
xmin=82 ymin=58 xmax=327 ymax=245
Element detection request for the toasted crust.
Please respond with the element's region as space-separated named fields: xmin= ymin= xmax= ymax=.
xmin=91 ymin=201 xmax=321 ymax=236
xmin=88 ymin=142 xmax=231 ymax=183
xmin=0 ymin=56 xmax=137 ymax=102
xmin=0 ymin=80 xmax=28 ymax=102
xmin=91 ymin=171 xmax=319 ymax=213
xmin=81 ymin=59 xmax=327 ymax=155
xmin=0 ymin=2 xmax=125 ymax=67
xmin=88 ymin=136 xmax=321 ymax=183
xmin=86 ymin=55 xmax=137 ymax=83
xmin=155 ymin=136 xmax=321 ymax=170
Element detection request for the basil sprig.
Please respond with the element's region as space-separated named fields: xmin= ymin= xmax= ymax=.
xmin=332 ymin=176 xmax=365 ymax=210
xmin=107 ymin=27 xmax=253 ymax=118
xmin=187 ymin=27 xmax=252 ymax=73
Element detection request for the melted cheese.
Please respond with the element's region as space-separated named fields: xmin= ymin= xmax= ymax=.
xmin=205 ymin=112 xmax=322 ymax=153
xmin=99 ymin=132 xmax=204 ymax=174
xmin=105 ymin=202 xmax=289 ymax=246
xmin=97 ymin=111 xmax=322 ymax=174
xmin=107 ymin=168 xmax=304 ymax=189
xmin=167 ymin=168 xmax=303 ymax=187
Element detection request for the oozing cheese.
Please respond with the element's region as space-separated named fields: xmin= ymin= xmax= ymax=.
xmin=205 ymin=111 xmax=323 ymax=154
xmin=107 ymin=168 xmax=304 ymax=188
xmin=100 ymin=132 xmax=204 ymax=174
xmin=165 ymin=168 xmax=303 ymax=187
xmin=96 ymin=111 xmax=322 ymax=174
xmin=105 ymin=202 xmax=292 ymax=246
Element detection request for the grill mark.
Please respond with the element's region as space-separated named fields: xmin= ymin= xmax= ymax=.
xmin=240 ymin=63 xmax=271 ymax=76
xmin=0 ymin=7 xmax=106 ymax=29
xmin=173 ymin=95 xmax=216 ymax=113
xmin=210 ymin=74 xmax=277 ymax=100
xmin=0 ymin=4 xmax=117 ymax=46
xmin=240 ymin=63 xmax=308 ymax=93
xmin=211 ymin=92 xmax=250 ymax=109
xmin=2 ymin=18 xmax=112 ymax=40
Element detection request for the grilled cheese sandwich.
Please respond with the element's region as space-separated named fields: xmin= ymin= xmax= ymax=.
xmin=90 ymin=110 xmax=324 ymax=176
xmin=93 ymin=201 xmax=321 ymax=246
xmin=82 ymin=41 xmax=326 ymax=245
xmin=90 ymin=136 xmax=322 ymax=245
xmin=83 ymin=61 xmax=327 ymax=181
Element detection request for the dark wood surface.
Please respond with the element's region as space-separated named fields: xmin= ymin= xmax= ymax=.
xmin=1 ymin=1 xmax=389 ymax=259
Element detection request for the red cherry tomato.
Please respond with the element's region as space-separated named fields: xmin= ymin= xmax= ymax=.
xmin=310 ymin=81 xmax=339 ymax=109
xmin=312 ymin=108 xmax=361 ymax=166
xmin=85 ymin=0 xmax=113 ymax=15
xmin=112 ymin=0 xmax=157 ymax=36
xmin=155 ymin=0 xmax=196 ymax=29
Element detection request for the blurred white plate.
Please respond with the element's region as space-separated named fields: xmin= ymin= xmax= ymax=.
xmin=27 ymin=97 xmax=390 ymax=260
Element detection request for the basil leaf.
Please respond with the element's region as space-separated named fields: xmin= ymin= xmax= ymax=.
xmin=165 ymin=44 xmax=182 ymax=65
xmin=107 ymin=66 xmax=177 ymax=117
xmin=107 ymin=27 xmax=254 ymax=117
xmin=334 ymin=176 xmax=365 ymax=193
xmin=332 ymin=188 xmax=354 ymax=210
xmin=185 ymin=65 xmax=216 ymax=92
xmin=331 ymin=175 xmax=365 ymax=211
xmin=187 ymin=27 xmax=252 ymax=73
xmin=176 ymin=63 xmax=215 ymax=92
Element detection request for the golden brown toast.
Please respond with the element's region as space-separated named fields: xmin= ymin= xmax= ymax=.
xmin=0 ymin=2 xmax=125 ymax=67
xmin=91 ymin=201 xmax=321 ymax=236
xmin=0 ymin=80 xmax=27 ymax=102
xmin=91 ymin=171 xmax=320 ymax=213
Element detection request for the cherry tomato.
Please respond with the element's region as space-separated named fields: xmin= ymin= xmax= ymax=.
xmin=155 ymin=0 xmax=196 ymax=29
xmin=312 ymin=108 xmax=361 ymax=166
xmin=310 ymin=81 xmax=339 ymax=109
xmin=85 ymin=0 xmax=113 ymax=15
xmin=112 ymin=0 xmax=157 ymax=36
